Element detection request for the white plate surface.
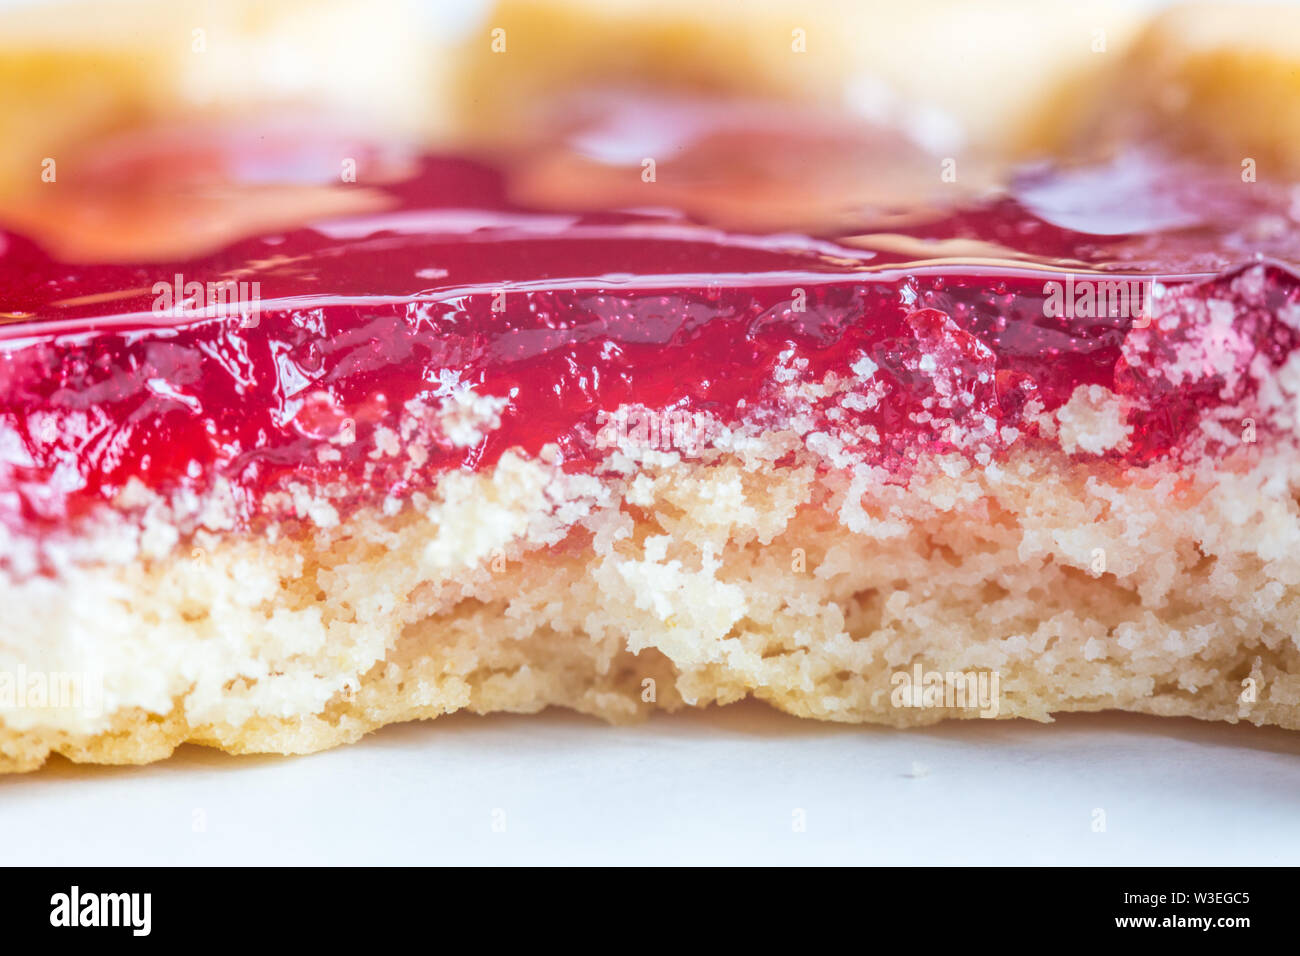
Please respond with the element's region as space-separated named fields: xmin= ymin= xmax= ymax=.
xmin=5 ymin=703 xmax=1299 ymax=865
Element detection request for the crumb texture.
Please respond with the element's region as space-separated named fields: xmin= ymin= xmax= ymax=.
xmin=4 ymin=432 xmax=1300 ymax=772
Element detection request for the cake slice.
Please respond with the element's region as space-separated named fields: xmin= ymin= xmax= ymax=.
xmin=452 ymin=0 xmax=1145 ymax=159
xmin=1067 ymin=1 xmax=1300 ymax=177
xmin=4 ymin=103 xmax=1300 ymax=772
xmin=8 ymin=0 xmax=1300 ymax=771
xmin=0 ymin=0 xmax=446 ymax=208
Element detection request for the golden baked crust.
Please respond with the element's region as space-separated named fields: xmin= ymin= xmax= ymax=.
xmin=6 ymin=0 xmax=1298 ymax=178
xmin=1063 ymin=2 xmax=1300 ymax=176
xmin=0 ymin=0 xmax=444 ymax=204
xmin=453 ymin=0 xmax=1144 ymax=157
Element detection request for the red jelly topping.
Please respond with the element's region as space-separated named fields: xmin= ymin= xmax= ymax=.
xmin=3 ymin=147 xmax=1300 ymax=555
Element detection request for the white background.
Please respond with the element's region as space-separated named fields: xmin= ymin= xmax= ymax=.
xmin=5 ymin=705 xmax=1300 ymax=865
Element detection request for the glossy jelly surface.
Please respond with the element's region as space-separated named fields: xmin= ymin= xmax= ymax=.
xmin=3 ymin=148 xmax=1300 ymax=545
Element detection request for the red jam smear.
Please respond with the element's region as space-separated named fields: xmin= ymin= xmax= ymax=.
xmin=3 ymin=151 xmax=1300 ymax=545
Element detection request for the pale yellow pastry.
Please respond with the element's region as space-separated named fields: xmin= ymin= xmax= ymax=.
xmin=1065 ymin=2 xmax=1300 ymax=176
xmin=0 ymin=0 xmax=444 ymax=202
xmin=452 ymin=0 xmax=1145 ymax=158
